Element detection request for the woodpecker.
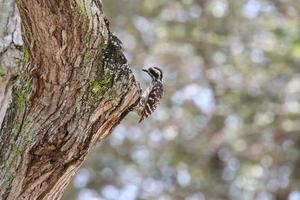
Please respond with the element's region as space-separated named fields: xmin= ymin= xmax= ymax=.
xmin=137 ymin=67 xmax=164 ymax=123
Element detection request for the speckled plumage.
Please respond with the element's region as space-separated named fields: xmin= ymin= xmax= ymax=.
xmin=138 ymin=67 xmax=164 ymax=123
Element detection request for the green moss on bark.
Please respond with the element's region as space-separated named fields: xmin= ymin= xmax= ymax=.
xmin=0 ymin=68 xmax=6 ymax=77
xmin=73 ymin=0 xmax=91 ymax=19
xmin=88 ymin=74 xmax=113 ymax=106
xmin=15 ymin=67 xmax=31 ymax=109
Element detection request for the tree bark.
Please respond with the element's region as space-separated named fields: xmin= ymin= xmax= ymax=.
xmin=0 ymin=0 xmax=23 ymax=126
xmin=0 ymin=1 xmax=140 ymax=199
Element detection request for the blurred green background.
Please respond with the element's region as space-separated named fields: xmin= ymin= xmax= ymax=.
xmin=63 ymin=0 xmax=300 ymax=199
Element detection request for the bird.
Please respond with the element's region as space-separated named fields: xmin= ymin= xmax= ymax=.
xmin=137 ymin=67 xmax=164 ymax=123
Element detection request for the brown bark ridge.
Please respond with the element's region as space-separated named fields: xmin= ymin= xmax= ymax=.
xmin=0 ymin=0 xmax=140 ymax=199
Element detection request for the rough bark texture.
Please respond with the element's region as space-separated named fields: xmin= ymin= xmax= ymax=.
xmin=0 ymin=0 xmax=23 ymax=126
xmin=0 ymin=1 xmax=140 ymax=200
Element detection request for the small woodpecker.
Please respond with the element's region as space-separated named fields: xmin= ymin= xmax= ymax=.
xmin=137 ymin=67 xmax=164 ymax=123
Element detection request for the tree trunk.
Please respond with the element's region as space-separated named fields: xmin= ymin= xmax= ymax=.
xmin=0 ymin=1 xmax=140 ymax=199
xmin=0 ymin=0 xmax=23 ymax=126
